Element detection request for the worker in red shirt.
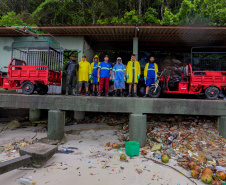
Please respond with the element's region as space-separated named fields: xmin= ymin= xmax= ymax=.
xmin=97 ymin=55 xmax=112 ymax=96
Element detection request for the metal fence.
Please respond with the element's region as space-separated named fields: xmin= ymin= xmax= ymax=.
xmin=190 ymin=47 xmax=226 ymax=71
xmin=12 ymin=41 xmax=63 ymax=71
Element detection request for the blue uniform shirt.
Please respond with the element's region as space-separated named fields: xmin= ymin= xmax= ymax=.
xmin=113 ymin=64 xmax=126 ymax=80
xmin=146 ymin=63 xmax=156 ymax=86
xmin=92 ymin=62 xmax=99 ymax=77
xmin=147 ymin=63 xmax=155 ymax=78
xmin=99 ymin=62 xmax=112 ymax=78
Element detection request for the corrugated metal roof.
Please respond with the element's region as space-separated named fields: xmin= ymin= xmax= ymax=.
xmin=0 ymin=25 xmax=225 ymax=51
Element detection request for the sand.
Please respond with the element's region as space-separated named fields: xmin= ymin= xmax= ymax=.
xmin=0 ymin=125 xmax=205 ymax=185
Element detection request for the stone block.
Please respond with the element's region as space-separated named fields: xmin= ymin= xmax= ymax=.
xmin=19 ymin=143 xmax=58 ymax=168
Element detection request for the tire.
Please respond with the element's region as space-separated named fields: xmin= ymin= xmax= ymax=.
xmin=37 ymin=84 xmax=48 ymax=95
xmin=22 ymin=81 xmax=35 ymax=95
xmin=148 ymin=85 xmax=161 ymax=98
xmin=205 ymin=86 xmax=219 ymax=100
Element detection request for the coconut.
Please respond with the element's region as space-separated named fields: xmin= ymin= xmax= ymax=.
xmin=120 ymin=154 xmax=126 ymax=161
xmin=201 ymin=172 xmax=213 ymax=184
xmin=211 ymin=180 xmax=222 ymax=185
xmin=188 ymin=161 xmax=196 ymax=169
xmin=161 ymin=154 xmax=169 ymax=163
xmin=112 ymin=143 xmax=119 ymax=148
xmin=141 ymin=150 xmax=147 ymax=155
xmin=202 ymin=168 xmax=214 ymax=176
xmin=192 ymin=165 xmax=201 ymax=173
xmin=216 ymin=171 xmax=226 ymax=181
xmin=191 ymin=170 xmax=199 ymax=178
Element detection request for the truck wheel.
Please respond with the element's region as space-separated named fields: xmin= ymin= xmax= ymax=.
xmin=205 ymin=86 xmax=219 ymax=100
xmin=37 ymin=84 xmax=48 ymax=95
xmin=148 ymin=86 xmax=161 ymax=98
xmin=22 ymin=81 xmax=35 ymax=95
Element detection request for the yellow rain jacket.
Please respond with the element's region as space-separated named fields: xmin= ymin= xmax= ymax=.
xmin=78 ymin=59 xmax=91 ymax=82
xmin=90 ymin=55 xmax=100 ymax=83
xmin=126 ymin=60 xmax=141 ymax=84
xmin=144 ymin=63 xmax=158 ymax=84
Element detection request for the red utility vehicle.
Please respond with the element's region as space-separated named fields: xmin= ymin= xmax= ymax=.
xmin=149 ymin=47 xmax=226 ymax=100
xmin=0 ymin=58 xmax=61 ymax=95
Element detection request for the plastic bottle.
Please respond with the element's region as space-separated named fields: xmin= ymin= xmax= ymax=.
xmin=61 ymin=148 xmax=72 ymax=152
xmin=18 ymin=178 xmax=36 ymax=185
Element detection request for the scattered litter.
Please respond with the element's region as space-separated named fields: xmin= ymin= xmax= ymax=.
xmin=57 ymin=149 xmax=74 ymax=154
xmin=136 ymin=169 xmax=143 ymax=174
xmin=102 ymin=161 xmax=107 ymax=168
xmin=141 ymin=150 xmax=148 ymax=155
xmin=19 ymin=178 xmax=36 ymax=185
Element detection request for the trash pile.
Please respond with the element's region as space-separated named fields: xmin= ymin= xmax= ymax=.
xmin=117 ymin=115 xmax=226 ymax=184
xmin=81 ymin=113 xmax=129 ymax=125
xmin=0 ymin=139 xmax=32 ymax=153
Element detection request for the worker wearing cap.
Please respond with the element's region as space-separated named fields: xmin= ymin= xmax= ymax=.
xmin=126 ymin=54 xmax=141 ymax=97
xmin=78 ymin=54 xmax=91 ymax=96
xmin=112 ymin=57 xmax=126 ymax=97
xmin=64 ymin=54 xmax=78 ymax=96
xmin=144 ymin=56 xmax=158 ymax=97
xmin=97 ymin=55 xmax=112 ymax=96
xmin=90 ymin=55 xmax=100 ymax=96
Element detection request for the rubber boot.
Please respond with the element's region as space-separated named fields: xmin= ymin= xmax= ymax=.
xmin=113 ymin=92 xmax=117 ymax=97
xmin=143 ymin=94 xmax=148 ymax=98
xmin=65 ymin=87 xmax=69 ymax=96
xmin=72 ymin=88 xmax=76 ymax=96
xmin=134 ymin=93 xmax=139 ymax=97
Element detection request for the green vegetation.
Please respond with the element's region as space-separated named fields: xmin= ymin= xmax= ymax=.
xmin=0 ymin=0 xmax=225 ymax=26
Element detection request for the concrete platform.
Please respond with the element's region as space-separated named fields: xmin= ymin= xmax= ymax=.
xmin=19 ymin=143 xmax=58 ymax=168
xmin=0 ymin=94 xmax=226 ymax=115
xmin=0 ymin=94 xmax=225 ymax=145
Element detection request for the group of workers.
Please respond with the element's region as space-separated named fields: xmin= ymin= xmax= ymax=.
xmin=64 ymin=53 xmax=158 ymax=97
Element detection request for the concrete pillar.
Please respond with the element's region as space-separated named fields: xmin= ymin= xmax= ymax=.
xmin=74 ymin=111 xmax=85 ymax=121
xmin=133 ymin=37 xmax=138 ymax=59
xmin=217 ymin=116 xmax=226 ymax=138
xmin=48 ymin=110 xmax=65 ymax=141
xmin=129 ymin=114 xmax=147 ymax=147
xmin=29 ymin=109 xmax=41 ymax=121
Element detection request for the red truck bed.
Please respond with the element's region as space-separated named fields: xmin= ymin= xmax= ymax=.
xmin=0 ymin=59 xmax=61 ymax=94
xmin=8 ymin=65 xmax=61 ymax=86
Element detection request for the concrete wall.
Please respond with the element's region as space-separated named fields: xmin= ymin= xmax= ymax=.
xmin=83 ymin=39 xmax=95 ymax=63
xmin=0 ymin=36 xmax=84 ymax=72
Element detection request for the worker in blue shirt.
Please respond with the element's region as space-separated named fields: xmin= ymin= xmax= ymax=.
xmin=97 ymin=55 xmax=112 ymax=96
xmin=144 ymin=56 xmax=158 ymax=97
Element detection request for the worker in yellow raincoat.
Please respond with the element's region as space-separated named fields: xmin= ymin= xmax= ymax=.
xmin=78 ymin=54 xmax=91 ymax=96
xmin=126 ymin=54 xmax=141 ymax=97
xmin=143 ymin=56 xmax=158 ymax=97
xmin=90 ymin=55 xmax=100 ymax=96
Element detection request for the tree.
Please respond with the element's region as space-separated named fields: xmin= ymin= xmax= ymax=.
xmin=0 ymin=11 xmax=25 ymax=26
xmin=143 ymin=7 xmax=160 ymax=24
xmin=0 ymin=0 xmax=225 ymax=26
xmin=120 ymin=10 xmax=143 ymax=24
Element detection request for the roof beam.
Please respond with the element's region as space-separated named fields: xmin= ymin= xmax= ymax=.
xmin=28 ymin=25 xmax=226 ymax=30
xmin=92 ymin=39 xmax=224 ymax=43
xmin=16 ymin=33 xmax=225 ymax=37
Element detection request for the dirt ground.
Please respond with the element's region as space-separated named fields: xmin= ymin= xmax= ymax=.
xmin=0 ymin=124 xmax=209 ymax=185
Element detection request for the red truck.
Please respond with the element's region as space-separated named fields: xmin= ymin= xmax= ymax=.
xmin=0 ymin=58 xmax=61 ymax=95
xmin=148 ymin=47 xmax=226 ymax=100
